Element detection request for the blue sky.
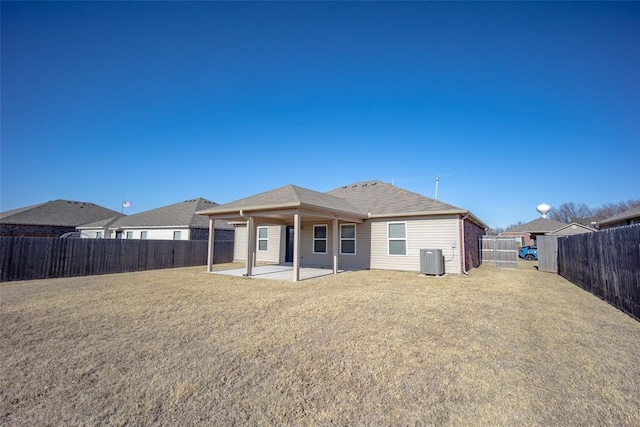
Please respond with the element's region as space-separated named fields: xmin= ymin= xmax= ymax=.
xmin=2 ymin=1 xmax=638 ymax=228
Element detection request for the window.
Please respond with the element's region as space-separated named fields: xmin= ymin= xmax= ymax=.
xmin=125 ymin=231 xmax=133 ymax=239
xmin=140 ymin=231 xmax=148 ymax=240
xmin=388 ymin=222 xmax=407 ymax=255
xmin=340 ymin=224 xmax=356 ymax=254
xmin=257 ymin=226 xmax=268 ymax=251
xmin=96 ymin=231 xmax=103 ymax=239
xmin=313 ymin=225 xmax=327 ymax=253
xmin=173 ymin=231 xmax=181 ymax=240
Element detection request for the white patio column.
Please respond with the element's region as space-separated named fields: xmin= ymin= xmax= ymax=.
xmin=333 ymin=216 xmax=339 ymax=274
xmin=293 ymin=213 xmax=300 ymax=282
xmin=207 ymin=218 xmax=215 ymax=273
xmin=245 ymin=216 xmax=254 ymax=277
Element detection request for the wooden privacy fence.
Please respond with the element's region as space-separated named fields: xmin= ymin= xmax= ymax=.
xmin=480 ymin=236 xmax=517 ymax=269
xmin=0 ymin=237 xmax=234 ymax=282
xmin=557 ymin=224 xmax=640 ymax=320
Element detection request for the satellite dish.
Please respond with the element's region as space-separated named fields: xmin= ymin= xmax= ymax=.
xmin=537 ymin=203 xmax=551 ymax=218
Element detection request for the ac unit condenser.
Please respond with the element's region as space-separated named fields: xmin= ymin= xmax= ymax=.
xmin=420 ymin=248 xmax=444 ymax=275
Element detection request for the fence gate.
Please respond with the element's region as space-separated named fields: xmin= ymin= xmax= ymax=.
xmin=537 ymin=235 xmax=559 ymax=273
xmin=480 ymin=236 xmax=517 ymax=269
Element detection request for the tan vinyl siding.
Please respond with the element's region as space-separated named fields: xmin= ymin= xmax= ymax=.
xmin=298 ymin=221 xmax=371 ymax=270
xmin=256 ymin=225 xmax=281 ymax=263
xmin=233 ymin=224 xmax=282 ymax=263
xmin=370 ymin=216 xmax=462 ymax=274
xmin=233 ymin=225 xmax=247 ymax=262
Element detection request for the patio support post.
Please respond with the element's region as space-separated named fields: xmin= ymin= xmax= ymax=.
xmin=333 ymin=216 xmax=339 ymax=274
xmin=293 ymin=213 xmax=300 ymax=282
xmin=245 ymin=216 xmax=254 ymax=277
xmin=207 ymin=218 xmax=215 ymax=273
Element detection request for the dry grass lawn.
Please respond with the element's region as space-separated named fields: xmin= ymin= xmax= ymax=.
xmin=1 ymin=262 xmax=639 ymax=426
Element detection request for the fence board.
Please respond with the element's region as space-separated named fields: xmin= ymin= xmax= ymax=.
xmin=480 ymin=236 xmax=517 ymax=269
xmin=0 ymin=237 xmax=234 ymax=282
xmin=557 ymin=224 xmax=640 ymax=320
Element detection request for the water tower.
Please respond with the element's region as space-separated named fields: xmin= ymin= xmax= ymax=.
xmin=536 ymin=203 xmax=551 ymax=218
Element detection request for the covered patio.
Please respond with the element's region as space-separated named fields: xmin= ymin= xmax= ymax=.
xmin=196 ymin=185 xmax=367 ymax=282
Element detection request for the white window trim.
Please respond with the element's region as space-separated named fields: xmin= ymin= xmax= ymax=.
xmin=257 ymin=226 xmax=269 ymax=251
xmin=173 ymin=231 xmax=181 ymax=240
xmin=125 ymin=231 xmax=133 ymax=239
xmin=140 ymin=231 xmax=148 ymax=240
xmin=340 ymin=223 xmax=356 ymax=255
xmin=313 ymin=224 xmax=328 ymax=254
xmin=387 ymin=221 xmax=407 ymax=256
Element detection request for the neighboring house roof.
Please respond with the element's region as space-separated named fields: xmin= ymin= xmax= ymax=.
xmin=503 ymin=217 xmax=567 ymax=234
xmin=547 ymin=222 xmax=596 ymax=236
xmin=103 ymin=198 xmax=233 ymax=230
xmin=0 ymin=199 xmax=124 ymax=227
xmin=78 ymin=216 xmax=123 ymax=229
xmin=598 ymin=205 xmax=640 ymax=226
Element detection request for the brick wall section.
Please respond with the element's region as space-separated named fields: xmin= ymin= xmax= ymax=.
xmin=0 ymin=224 xmax=76 ymax=238
xmin=463 ymin=218 xmax=486 ymax=271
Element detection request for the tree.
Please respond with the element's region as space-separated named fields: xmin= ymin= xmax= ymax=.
xmin=591 ymin=199 xmax=640 ymax=223
xmin=548 ymin=202 xmax=593 ymax=225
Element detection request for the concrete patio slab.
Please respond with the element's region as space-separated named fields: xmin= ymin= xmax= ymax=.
xmin=210 ymin=264 xmax=346 ymax=281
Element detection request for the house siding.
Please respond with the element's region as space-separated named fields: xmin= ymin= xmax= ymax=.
xmin=370 ymin=216 xmax=462 ymax=274
xmin=233 ymin=224 xmax=281 ymax=263
xmin=299 ymin=221 xmax=371 ymax=270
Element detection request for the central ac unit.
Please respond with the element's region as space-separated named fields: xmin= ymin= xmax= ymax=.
xmin=420 ymin=248 xmax=444 ymax=275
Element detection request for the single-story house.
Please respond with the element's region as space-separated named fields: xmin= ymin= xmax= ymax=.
xmin=547 ymin=222 xmax=597 ymax=236
xmin=196 ymin=180 xmax=488 ymax=281
xmin=0 ymin=199 xmax=124 ymax=237
xmin=499 ymin=217 xmax=568 ymax=246
xmin=78 ymin=197 xmax=234 ymax=241
xmin=598 ymin=205 xmax=640 ymax=229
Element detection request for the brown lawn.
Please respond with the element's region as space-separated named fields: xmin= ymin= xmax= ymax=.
xmin=1 ymin=263 xmax=639 ymax=426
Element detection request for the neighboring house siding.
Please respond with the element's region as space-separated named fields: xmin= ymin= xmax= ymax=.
xmin=119 ymin=228 xmax=190 ymax=240
xmin=463 ymin=218 xmax=485 ymax=271
xmin=80 ymin=229 xmax=106 ymax=238
xmin=370 ymin=216 xmax=462 ymax=274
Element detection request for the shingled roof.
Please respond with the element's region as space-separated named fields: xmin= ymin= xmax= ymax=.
xmin=0 ymin=200 xmax=124 ymax=227
xmin=326 ymin=180 xmax=463 ymax=216
xmin=196 ymin=185 xmax=366 ymax=216
xmin=507 ymin=217 xmax=567 ymax=233
xmin=598 ymin=205 xmax=640 ymax=226
xmin=108 ymin=198 xmax=233 ymax=230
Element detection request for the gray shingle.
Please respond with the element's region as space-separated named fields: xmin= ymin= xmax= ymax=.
xmin=0 ymin=200 xmax=124 ymax=227
xmin=326 ymin=180 xmax=463 ymax=215
xmin=599 ymin=205 xmax=640 ymax=225
xmin=197 ymin=185 xmax=365 ymax=216
xmin=508 ymin=217 xmax=567 ymax=233
xmin=110 ymin=198 xmax=233 ymax=230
